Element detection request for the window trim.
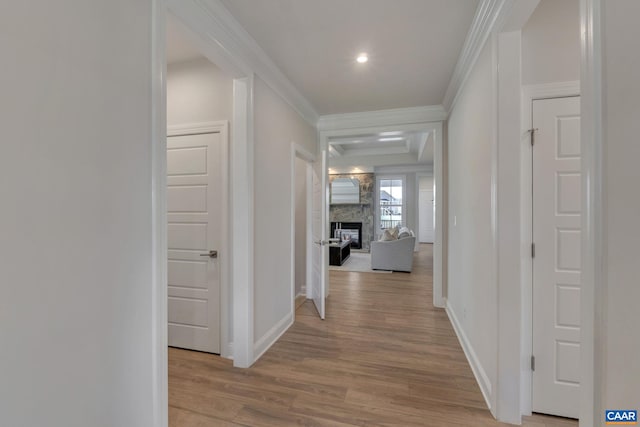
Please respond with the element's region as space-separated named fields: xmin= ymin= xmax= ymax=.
xmin=376 ymin=175 xmax=406 ymax=235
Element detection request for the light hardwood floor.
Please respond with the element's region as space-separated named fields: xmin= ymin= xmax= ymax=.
xmin=169 ymin=244 xmax=577 ymax=427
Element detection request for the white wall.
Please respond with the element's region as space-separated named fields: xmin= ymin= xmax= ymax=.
xmin=0 ymin=2 xmax=157 ymax=426
xmin=253 ymin=77 xmax=316 ymax=351
xmin=167 ymin=58 xmax=233 ymax=126
xmin=600 ymin=0 xmax=640 ymax=411
xmin=294 ymin=157 xmax=307 ymax=296
xmin=419 ymin=175 xmax=434 ymax=191
xmin=418 ymin=175 xmax=435 ymax=244
xmin=522 ymin=0 xmax=580 ymax=85
xmin=447 ymin=40 xmax=497 ymax=407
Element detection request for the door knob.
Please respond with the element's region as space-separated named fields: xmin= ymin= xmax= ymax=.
xmin=200 ymin=250 xmax=218 ymax=258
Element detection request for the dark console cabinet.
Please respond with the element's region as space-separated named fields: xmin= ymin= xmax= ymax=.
xmin=329 ymin=240 xmax=351 ymax=266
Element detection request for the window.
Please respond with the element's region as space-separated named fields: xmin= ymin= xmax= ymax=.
xmin=378 ymin=178 xmax=404 ymax=230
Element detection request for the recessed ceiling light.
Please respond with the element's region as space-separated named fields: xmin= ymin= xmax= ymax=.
xmin=356 ymin=53 xmax=368 ymax=64
xmin=380 ymin=131 xmax=403 ymax=136
xmin=379 ymin=137 xmax=404 ymax=142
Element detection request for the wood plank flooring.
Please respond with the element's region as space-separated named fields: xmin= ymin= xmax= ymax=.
xmin=169 ymin=244 xmax=577 ymax=427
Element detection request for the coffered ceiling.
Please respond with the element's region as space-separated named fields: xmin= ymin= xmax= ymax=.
xmin=328 ymin=129 xmax=433 ymax=169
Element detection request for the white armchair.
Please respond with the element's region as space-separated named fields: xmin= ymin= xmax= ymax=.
xmin=370 ymin=236 xmax=416 ymax=272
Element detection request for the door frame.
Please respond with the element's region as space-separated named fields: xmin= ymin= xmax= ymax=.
xmin=491 ymin=2 xmax=599 ymax=423
xmin=165 ymin=2 xmax=257 ymax=369
xmin=150 ymin=2 xmax=167 ymax=425
xmin=290 ymin=143 xmax=316 ymax=319
xmin=167 ymin=121 xmax=231 ymax=358
xmin=520 ymin=87 xmax=580 ymax=416
xmin=318 ymin=120 xmax=445 ymax=308
xmin=416 ymin=172 xmax=434 ymax=244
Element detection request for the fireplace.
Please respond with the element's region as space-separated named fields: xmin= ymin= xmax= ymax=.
xmin=331 ymin=222 xmax=362 ymax=249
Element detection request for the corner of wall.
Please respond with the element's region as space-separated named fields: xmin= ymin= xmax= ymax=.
xmin=252 ymin=313 xmax=294 ymax=364
xmin=445 ymin=301 xmax=494 ymax=414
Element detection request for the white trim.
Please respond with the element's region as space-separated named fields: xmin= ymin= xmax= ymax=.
xmin=489 ymin=32 xmax=499 ymax=417
xmin=579 ymin=0 xmax=603 ymax=425
xmin=322 ymin=122 xmax=442 ymax=141
xmin=318 ymin=106 xmax=447 ymax=131
xmin=329 ymin=166 xmax=375 ymax=175
xmin=495 ymin=29 xmax=524 ymax=424
xmin=290 ymin=145 xmax=296 ymax=336
xmin=226 ymin=343 xmax=234 ymax=360
xmin=295 ymin=292 xmax=307 ymax=310
xmin=167 ymin=121 xmax=232 ymax=359
xmin=375 ymin=164 xmax=434 ymax=175
xmin=432 ymin=124 xmax=445 ymax=308
xmin=415 ymin=172 xmax=435 ymax=246
xmin=231 ymin=76 xmax=255 ymax=368
xmin=446 ymin=301 xmax=493 ymax=411
xmin=167 ymin=0 xmax=318 ymax=126
xmin=151 ymin=1 xmax=168 ymax=425
xmin=443 ymin=0 xmax=512 ymax=112
xmin=253 ymin=313 xmax=294 ymax=362
xmin=290 ymin=142 xmax=316 ymax=346
xmin=305 ymin=162 xmax=314 ymax=300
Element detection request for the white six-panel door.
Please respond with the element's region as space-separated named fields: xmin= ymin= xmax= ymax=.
xmin=167 ymin=131 xmax=223 ymax=354
xmin=532 ymin=96 xmax=581 ymax=418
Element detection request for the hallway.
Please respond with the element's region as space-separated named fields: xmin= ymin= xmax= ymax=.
xmin=169 ymin=245 xmax=577 ymax=426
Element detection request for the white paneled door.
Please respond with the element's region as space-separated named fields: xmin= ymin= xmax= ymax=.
xmin=167 ymin=131 xmax=223 ymax=354
xmin=419 ymin=189 xmax=434 ymax=243
xmin=310 ymin=150 xmax=328 ymax=319
xmin=532 ymin=96 xmax=581 ymax=418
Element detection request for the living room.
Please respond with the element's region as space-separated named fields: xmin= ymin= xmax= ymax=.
xmin=293 ymin=124 xmax=436 ymax=301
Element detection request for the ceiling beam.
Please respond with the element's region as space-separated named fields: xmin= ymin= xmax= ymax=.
xmin=318 ymin=106 xmax=447 ymax=131
xmin=328 ymin=145 xmax=343 ymax=157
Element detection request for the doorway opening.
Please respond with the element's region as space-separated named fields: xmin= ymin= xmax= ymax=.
xmin=291 ymin=147 xmax=315 ymax=315
xmin=165 ymin=12 xmax=234 ymax=359
xmin=321 ymin=124 xmax=440 ymax=284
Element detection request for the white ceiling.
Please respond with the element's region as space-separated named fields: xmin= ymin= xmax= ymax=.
xmin=219 ymin=0 xmax=479 ymax=115
xmin=166 ymin=2 xmax=474 ymax=168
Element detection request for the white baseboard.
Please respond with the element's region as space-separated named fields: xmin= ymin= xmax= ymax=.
xmin=445 ymin=300 xmax=493 ymax=412
xmin=295 ymin=292 xmax=307 ymax=309
xmin=253 ymin=313 xmax=294 ymax=363
xmin=222 ymin=342 xmax=233 ymax=360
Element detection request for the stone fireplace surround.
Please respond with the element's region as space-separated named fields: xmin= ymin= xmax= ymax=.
xmin=329 ymin=173 xmax=374 ymax=251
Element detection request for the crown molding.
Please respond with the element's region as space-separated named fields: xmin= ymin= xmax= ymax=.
xmin=374 ymin=164 xmax=433 ymax=175
xmin=168 ymin=0 xmax=319 ymax=126
xmin=318 ymin=105 xmax=447 ymax=131
xmin=442 ymin=0 xmax=512 ymax=112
